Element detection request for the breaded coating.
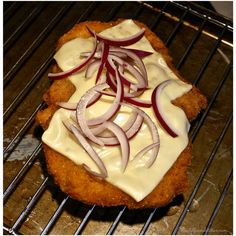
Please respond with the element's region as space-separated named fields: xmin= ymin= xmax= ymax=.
xmin=36 ymin=19 xmax=207 ymax=209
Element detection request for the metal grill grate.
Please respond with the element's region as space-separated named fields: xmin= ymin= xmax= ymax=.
xmin=4 ymin=2 xmax=233 ymax=235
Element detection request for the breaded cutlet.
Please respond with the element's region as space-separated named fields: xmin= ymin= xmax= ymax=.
xmin=36 ymin=19 xmax=207 ymax=209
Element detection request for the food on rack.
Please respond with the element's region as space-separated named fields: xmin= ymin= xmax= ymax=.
xmin=36 ymin=19 xmax=207 ymax=209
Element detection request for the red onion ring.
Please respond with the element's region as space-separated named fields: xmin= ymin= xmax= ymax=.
xmin=56 ymin=102 xmax=77 ymax=110
xmin=48 ymin=36 xmax=98 ymax=80
xmin=126 ymin=48 xmax=153 ymax=58
xmin=133 ymin=142 xmax=160 ymax=168
xmin=124 ymin=97 xmax=152 ymax=108
xmin=86 ymin=68 xmax=124 ymax=126
xmin=110 ymin=47 xmax=148 ymax=86
xmin=69 ymin=124 xmax=107 ymax=178
xmin=121 ymin=102 xmax=160 ymax=167
xmin=76 ymin=83 xmax=109 ymax=146
xmin=95 ymin=43 xmax=109 ymax=83
xmin=87 ymin=27 xmax=145 ymax=47
xmin=98 ymin=114 xmax=143 ymax=146
xmin=91 ymin=110 xmax=138 ymax=137
xmin=109 ymin=55 xmax=146 ymax=91
xmin=102 ymin=121 xmax=130 ymax=172
xmin=152 ymin=80 xmax=178 ymax=138
xmin=85 ymin=59 xmax=100 ymax=78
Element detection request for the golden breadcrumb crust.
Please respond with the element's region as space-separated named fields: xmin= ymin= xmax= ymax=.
xmin=36 ymin=19 xmax=207 ymax=209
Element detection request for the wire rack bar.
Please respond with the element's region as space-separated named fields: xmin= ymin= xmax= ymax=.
xmin=171 ymin=1 xmax=233 ymax=30
xmin=4 ymin=4 xmax=47 ymax=52
xmin=3 ymin=3 xmax=74 ymax=88
xmin=165 ymin=6 xmax=189 ymax=47
xmin=41 ymin=195 xmax=70 ymax=235
xmin=204 ymin=170 xmax=233 ymax=235
xmin=11 ymin=178 xmax=48 ymax=232
xmin=3 ymin=225 xmax=18 ymax=236
xmin=190 ymin=61 xmax=232 ymax=142
xmin=3 ymin=2 xmax=233 ymax=235
xmin=133 ymin=3 xmax=144 ymax=20
xmin=176 ymin=17 xmax=207 ymax=69
xmin=4 ymin=2 xmax=98 ymax=122
xmin=172 ymin=112 xmax=232 ymax=235
xmin=149 ymin=2 xmax=169 ymax=30
xmin=74 ymin=205 xmax=96 ymax=235
xmin=75 ymin=2 xmax=98 ymax=23
xmin=139 ymin=208 xmax=157 ymax=235
xmin=106 ymin=206 xmax=127 ymax=235
xmin=4 ymin=143 xmax=42 ymax=203
xmin=106 ymin=2 xmax=124 ymax=21
xmin=4 ymin=102 xmax=44 ymax=161
xmin=193 ymin=25 xmax=227 ymax=85
xmin=3 ymin=53 xmax=53 ymax=123
xmin=4 ymin=2 xmax=23 ymax=24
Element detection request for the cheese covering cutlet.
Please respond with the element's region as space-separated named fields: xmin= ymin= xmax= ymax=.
xmin=36 ymin=19 xmax=207 ymax=209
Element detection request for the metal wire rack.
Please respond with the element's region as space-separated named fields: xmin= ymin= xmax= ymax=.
xmin=4 ymin=2 xmax=233 ymax=235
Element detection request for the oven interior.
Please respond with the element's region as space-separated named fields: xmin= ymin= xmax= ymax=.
xmin=3 ymin=2 xmax=233 ymax=235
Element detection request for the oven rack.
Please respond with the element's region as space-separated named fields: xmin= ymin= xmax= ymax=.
xmin=3 ymin=2 xmax=233 ymax=235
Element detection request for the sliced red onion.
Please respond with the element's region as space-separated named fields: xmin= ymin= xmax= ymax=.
xmin=126 ymin=48 xmax=153 ymax=58
xmin=98 ymin=113 xmax=143 ymax=145
xmin=62 ymin=120 xmax=107 ymax=178
xmin=86 ymin=91 xmax=102 ymax=108
xmin=70 ymin=111 xmax=77 ymax=123
xmin=82 ymin=164 xmax=106 ymax=178
xmin=98 ymin=90 xmax=116 ymax=97
xmin=87 ymin=68 xmax=124 ymax=126
xmin=109 ymin=55 xmax=146 ymax=91
xmin=48 ymin=36 xmax=98 ymax=80
xmin=56 ymin=92 xmax=102 ymax=110
xmin=121 ymin=102 xmax=160 ymax=167
xmin=124 ymin=97 xmax=152 ymax=108
xmin=80 ymin=51 xmax=101 ymax=59
xmin=95 ymin=43 xmax=109 ymax=83
xmin=133 ymin=142 xmax=160 ymax=168
xmin=76 ymin=83 xmax=109 ymax=146
xmin=91 ymin=110 xmax=137 ymax=136
xmin=152 ymin=80 xmax=178 ymax=138
xmin=56 ymin=102 xmax=77 ymax=110
xmin=87 ymin=27 xmax=145 ymax=47
xmin=62 ymin=118 xmax=73 ymax=132
xmin=102 ymin=121 xmax=130 ymax=172
xmin=119 ymin=111 xmax=139 ymax=133
xmin=70 ymin=124 xmax=107 ymax=178
xmin=110 ymin=51 xmax=128 ymax=59
xmin=106 ymin=58 xmax=145 ymax=100
xmin=110 ymin=47 xmax=148 ymax=86
xmin=85 ymin=59 xmax=100 ymax=78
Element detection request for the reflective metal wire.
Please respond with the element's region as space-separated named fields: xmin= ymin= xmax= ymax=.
xmin=41 ymin=195 xmax=70 ymax=235
xmin=4 ymin=2 xmax=23 ymax=24
xmin=4 ymin=3 xmax=47 ymax=52
xmin=74 ymin=205 xmax=96 ymax=235
xmin=4 ymin=143 xmax=42 ymax=203
xmin=3 ymin=2 xmax=232 ymax=235
xmin=172 ymin=112 xmax=232 ymax=235
xmin=203 ymin=170 xmax=233 ymax=235
xmin=165 ymin=6 xmax=189 ymax=47
xmin=3 ymin=3 xmax=74 ymax=87
xmin=11 ymin=178 xmax=48 ymax=232
xmin=106 ymin=206 xmax=127 ymax=235
xmin=193 ymin=25 xmax=228 ymax=85
xmin=176 ymin=16 xmax=207 ymax=69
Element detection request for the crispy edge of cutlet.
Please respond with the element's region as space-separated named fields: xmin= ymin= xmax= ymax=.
xmin=36 ymin=19 xmax=207 ymax=208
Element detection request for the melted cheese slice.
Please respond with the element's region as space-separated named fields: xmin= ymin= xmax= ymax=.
xmin=42 ymin=20 xmax=192 ymax=202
